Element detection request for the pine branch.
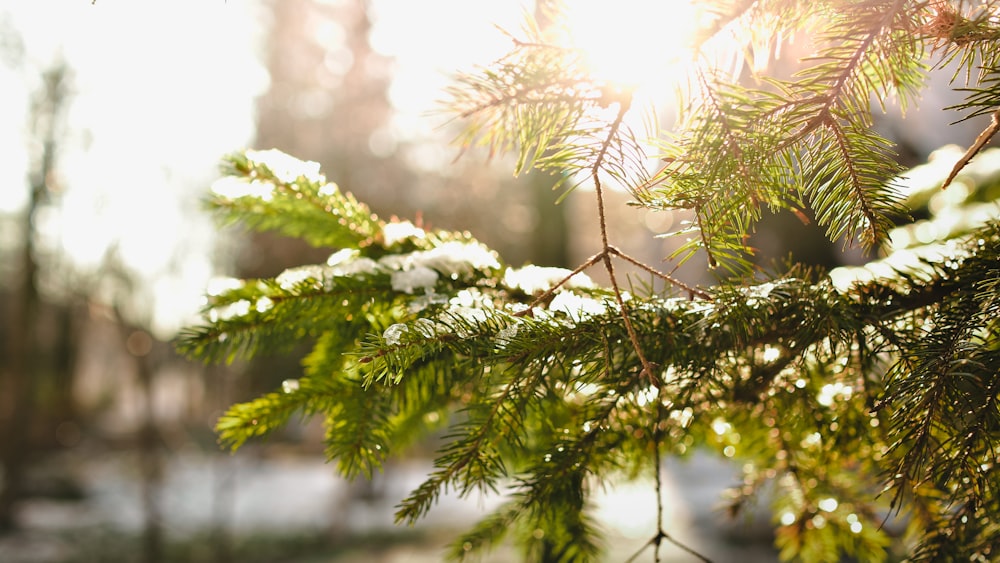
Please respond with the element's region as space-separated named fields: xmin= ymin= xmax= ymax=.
xmin=211 ymin=150 xmax=382 ymax=249
xmin=180 ymin=3 xmax=1000 ymax=558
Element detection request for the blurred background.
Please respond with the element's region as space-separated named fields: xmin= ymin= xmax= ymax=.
xmin=0 ymin=1 xmax=990 ymax=561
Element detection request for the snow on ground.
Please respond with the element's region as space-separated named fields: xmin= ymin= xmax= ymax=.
xmin=0 ymin=449 xmax=778 ymax=562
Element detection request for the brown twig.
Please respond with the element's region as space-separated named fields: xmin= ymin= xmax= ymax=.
xmin=610 ymin=247 xmax=711 ymax=300
xmin=942 ymin=108 xmax=1000 ymax=189
xmin=513 ymin=250 xmax=607 ymax=317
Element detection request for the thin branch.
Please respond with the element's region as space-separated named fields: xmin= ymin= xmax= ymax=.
xmin=610 ymin=247 xmax=711 ymax=300
xmin=661 ymin=530 xmax=714 ymax=563
xmin=654 ymin=390 xmax=665 ymax=563
xmin=694 ymin=203 xmax=718 ymax=268
xmin=696 ymin=69 xmax=761 ymax=207
xmin=825 ymin=115 xmax=880 ymax=244
xmin=589 ymin=97 xmax=660 ymax=383
xmin=513 ymin=250 xmax=606 ymax=317
xmin=942 ymin=108 xmax=1000 ymax=189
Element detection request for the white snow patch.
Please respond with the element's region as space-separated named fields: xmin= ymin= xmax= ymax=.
xmin=440 ymin=307 xmax=491 ymax=337
xmin=276 ymin=264 xmax=328 ymax=290
xmin=391 ymin=266 xmax=439 ymax=294
xmin=208 ymin=299 xmax=252 ymax=322
xmin=549 ymin=292 xmax=608 ymax=322
xmin=495 ymin=323 xmax=519 ymax=348
xmin=383 ymin=323 xmax=408 ymax=346
xmin=245 ymin=149 xmax=324 ymax=184
xmin=254 ymin=296 xmax=274 ymax=313
xmin=326 ymin=248 xmax=357 ymax=266
xmin=206 ymin=276 xmax=245 ymax=296
xmin=332 ymin=258 xmax=379 ymax=278
xmin=412 ymin=318 xmax=439 ymax=338
xmin=210 ymin=176 xmax=274 ymax=201
xmin=413 ymin=241 xmax=500 ymax=275
xmin=408 ymin=292 xmax=449 ymax=313
xmin=382 ymin=220 xmax=426 ymax=246
xmin=324 ymin=249 xmax=379 ymax=278
xmin=503 ymin=265 xmax=594 ymax=294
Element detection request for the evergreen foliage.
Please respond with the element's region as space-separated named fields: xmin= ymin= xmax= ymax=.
xmin=180 ymin=1 xmax=1000 ymax=560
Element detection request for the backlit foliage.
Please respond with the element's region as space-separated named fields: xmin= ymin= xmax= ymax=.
xmin=181 ymin=1 xmax=1000 ymax=561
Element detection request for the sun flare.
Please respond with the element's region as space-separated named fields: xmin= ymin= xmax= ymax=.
xmin=561 ymin=0 xmax=702 ymax=103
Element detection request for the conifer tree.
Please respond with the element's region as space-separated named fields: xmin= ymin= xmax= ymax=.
xmin=180 ymin=1 xmax=1000 ymax=560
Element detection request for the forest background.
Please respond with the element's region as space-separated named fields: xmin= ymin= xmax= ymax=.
xmin=0 ymin=1 xmax=995 ymax=562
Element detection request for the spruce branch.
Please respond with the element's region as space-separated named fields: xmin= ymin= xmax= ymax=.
xmin=211 ymin=150 xmax=382 ymax=249
xmin=180 ymin=2 xmax=1000 ymax=559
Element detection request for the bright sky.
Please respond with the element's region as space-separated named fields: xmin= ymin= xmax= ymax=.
xmin=0 ymin=0 xmax=701 ymax=338
xmin=0 ymin=0 xmax=267 ymax=337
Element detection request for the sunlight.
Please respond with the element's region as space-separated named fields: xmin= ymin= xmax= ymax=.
xmin=561 ymin=0 xmax=701 ymax=104
xmin=2 ymin=0 xmax=266 ymax=338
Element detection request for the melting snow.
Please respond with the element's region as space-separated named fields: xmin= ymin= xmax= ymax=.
xmin=503 ymin=265 xmax=594 ymax=294
xmin=206 ymin=276 xmax=245 ymax=296
xmin=383 ymin=323 xmax=408 ymax=346
xmin=391 ymin=266 xmax=439 ymax=294
xmin=245 ymin=148 xmax=324 ymax=184
xmin=276 ymin=265 xmax=328 ymax=290
xmin=495 ymin=323 xmax=519 ymax=348
xmin=408 ymin=292 xmax=449 ymax=313
xmin=382 ymin=220 xmax=427 ymax=246
xmin=210 ymin=176 xmax=274 ymax=201
xmin=208 ymin=299 xmax=252 ymax=322
xmin=413 ymin=242 xmax=500 ymax=275
xmin=549 ymin=292 xmax=608 ymax=322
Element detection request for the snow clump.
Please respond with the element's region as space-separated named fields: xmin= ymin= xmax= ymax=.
xmin=382 ymin=220 xmax=427 ymax=246
xmin=391 ymin=266 xmax=439 ymax=294
xmin=210 ymin=176 xmax=274 ymax=201
xmin=549 ymin=292 xmax=608 ymax=322
xmin=245 ymin=149 xmax=324 ymax=184
xmin=383 ymin=323 xmax=408 ymax=346
xmin=276 ymin=265 xmax=329 ymax=290
xmin=503 ymin=265 xmax=594 ymax=295
xmin=327 ymin=249 xmax=378 ymax=277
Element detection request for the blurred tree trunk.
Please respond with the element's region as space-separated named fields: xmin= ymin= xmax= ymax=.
xmin=134 ymin=332 xmax=163 ymax=563
xmin=0 ymin=62 xmax=70 ymax=531
xmin=527 ymin=1 xmax=570 ymax=269
xmin=528 ymin=171 xmax=570 ymax=268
